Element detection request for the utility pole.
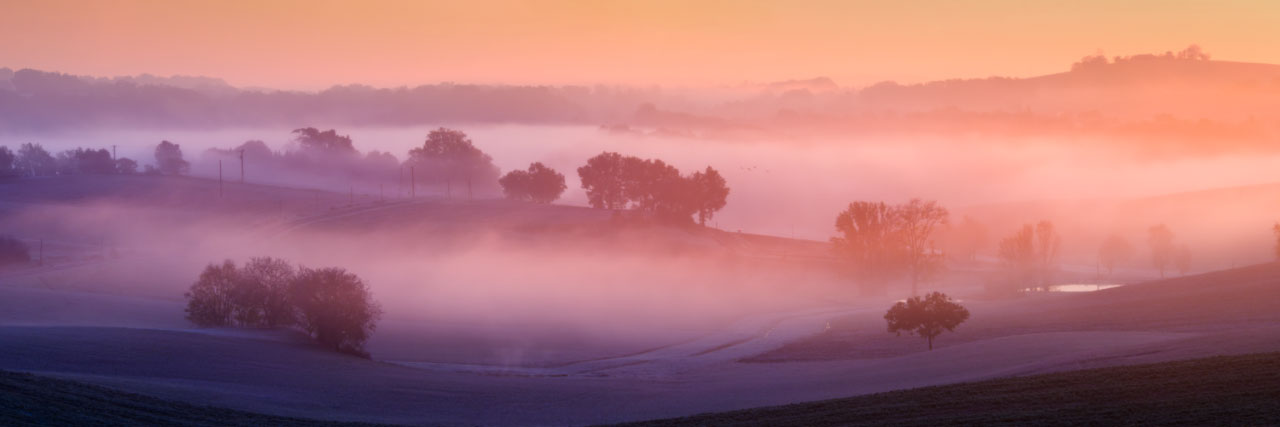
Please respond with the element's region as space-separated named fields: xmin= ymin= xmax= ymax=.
xmin=112 ymin=145 xmax=116 ymax=160
xmin=239 ymin=149 xmax=245 ymax=183
xmin=410 ymin=166 xmax=416 ymax=198
xmin=218 ymin=159 xmax=224 ymax=198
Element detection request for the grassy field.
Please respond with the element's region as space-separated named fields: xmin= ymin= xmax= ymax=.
xmin=625 ymin=352 xmax=1280 ymax=426
xmin=0 ymin=370 xmax=378 ymax=426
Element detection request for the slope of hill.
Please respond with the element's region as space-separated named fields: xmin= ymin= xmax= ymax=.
xmin=626 ymin=352 xmax=1280 ymax=427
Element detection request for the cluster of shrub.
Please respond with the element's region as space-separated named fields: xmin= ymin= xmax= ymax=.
xmin=576 ymin=151 xmax=730 ymax=225
xmin=0 ymin=141 xmax=189 ymax=178
xmin=184 ymin=257 xmax=382 ymax=357
xmin=498 ymin=162 xmax=567 ymax=204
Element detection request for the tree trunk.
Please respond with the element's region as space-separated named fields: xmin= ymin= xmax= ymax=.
xmin=928 ymin=335 xmax=933 ymax=351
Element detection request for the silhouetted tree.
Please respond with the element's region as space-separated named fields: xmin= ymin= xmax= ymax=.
xmin=1274 ymin=222 xmax=1280 ymax=260
xmin=1098 ymin=234 xmax=1134 ymax=276
xmin=0 ymin=235 xmax=31 ymax=266
xmin=184 ymin=260 xmax=240 ymax=327
xmin=289 ymin=267 xmax=382 ymax=357
xmin=56 ymin=148 xmax=114 ymax=174
xmin=154 ymin=141 xmax=189 ymax=175
xmin=114 ymin=157 xmax=138 ymax=174
xmin=232 ymin=257 xmax=297 ymax=327
xmin=884 ymin=291 xmax=970 ymax=351
xmin=689 ymin=166 xmax=729 ymax=226
xmin=1148 ymin=224 xmax=1175 ymax=278
xmin=1175 ymin=245 xmax=1192 ymax=276
xmin=1034 ymin=221 xmax=1062 ymax=287
xmin=0 ymin=146 xmax=14 ymax=178
xmin=406 ymin=128 xmax=498 ymax=199
xmin=897 ymin=199 xmax=949 ymax=296
xmin=997 ymin=220 xmax=1059 ymax=292
xmin=833 ymin=201 xmax=903 ymax=292
xmin=499 ymin=162 xmax=567 ymax=203
xmin=291 ymin=127 xmax=357 ymax=156
xmin=578 ymin=152 xmax=630 ymax=210
xmin=15 ymin=143 xmax=56 ymax=177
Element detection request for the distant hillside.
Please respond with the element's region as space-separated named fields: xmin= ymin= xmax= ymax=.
xmin=6 ymin=48 xmax=1280 ymax=141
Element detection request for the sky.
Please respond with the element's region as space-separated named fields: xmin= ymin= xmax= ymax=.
xmin=2 ymin=0 xmax=1278 ymax=90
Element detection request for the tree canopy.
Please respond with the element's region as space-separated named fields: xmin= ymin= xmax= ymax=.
xmin=884 ymin=291 xmax=970 ymax=351
xmin=154 ymin=140 xmax=189 ymax=175
xmin=499 ymin=162 xmax=567 ymax=203
xmin=577 ymin=151 xmax=729 ymax=225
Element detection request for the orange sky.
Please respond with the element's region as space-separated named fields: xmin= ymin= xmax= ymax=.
xmin=2 ymin=0 xmax=1277 ymax=90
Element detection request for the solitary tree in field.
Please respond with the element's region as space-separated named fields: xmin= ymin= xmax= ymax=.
xmin=1098 ymin=234 xmax=1134 ymax=276
xmin=884 ymin=292 xmax=970 ymax=351
xmin=1148 ymin=224 xmax=1175 ymax=278
xmin=154 ymin=141 xmax=190 ymax=175
xmin=499 ymin=162 xmax=567 ymax=203
xmin=897 ymin=199 xmax=949 ymax=296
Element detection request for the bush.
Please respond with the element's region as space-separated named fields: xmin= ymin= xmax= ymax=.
xmin=499 ymin=162 xmax=567 ymax=203
xmin=183 ymin=261 xmax=240 ymax=327
xmin=289 ymin=267 xmax=382 ymax=357
xmin=182 ymin=258 xmax=381 ymax=357
xmin=0 ymin=236 xmax=31 ymax=266
xmin=232 ymin=257 xmax=297 ymax=327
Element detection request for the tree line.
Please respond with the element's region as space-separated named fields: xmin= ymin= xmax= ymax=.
xmin=0 ymin=141 xmax=189 ymax=178
xmin=576 ymin=151 xmax=729 ymax=225
xmin=183 ymin=257 xmax=382 ymax=357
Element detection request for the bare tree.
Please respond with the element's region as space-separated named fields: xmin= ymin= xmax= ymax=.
xmin=884 ymin=292 xmax=970 ymax=351
xmin=1034 ymin=221 xmax=1062 ymax=288
xmin=833 ymin=201 xmax=904 ymax=293
xmin=1098 ymin=234 xmax=1134 ymax=277
xmin=997 ymin=220 xmax=1059 ymax=292
xmin=184 ymin=261 xmax=239 ymax=327
xmin=897 ymin=199 xmax=949 ymax=296
xmin=1148 ymin=224 xmax=1176 ymax=278
xmin=1273 ymin=222 xmax=1280 ymax=261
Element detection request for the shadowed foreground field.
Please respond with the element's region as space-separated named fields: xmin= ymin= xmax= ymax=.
xmin=626 ymin=352 xmax=1280 ymax=427
xmin=5 ymin=352 xmax=1278 ymax=426
xmin=0 ymin=370 xmax=373 ymax=427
